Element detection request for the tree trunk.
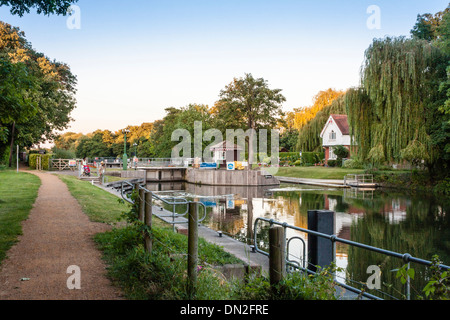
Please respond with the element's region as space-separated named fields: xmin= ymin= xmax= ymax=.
xmin=8 ymin=122 xmax=15 ymax=168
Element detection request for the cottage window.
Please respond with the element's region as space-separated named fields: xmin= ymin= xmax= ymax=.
xmin=329 ymin=131 xmax=336 ymax=141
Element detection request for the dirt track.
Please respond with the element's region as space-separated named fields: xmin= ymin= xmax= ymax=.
xmin=0 ymin=171 xmax=123 ymax=300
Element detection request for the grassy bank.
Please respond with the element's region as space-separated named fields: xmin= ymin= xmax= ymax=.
xmin=56 ymin=174 xmax=248 ymax=299
xmin=56 ymin=174 xmax=128 ymax=224
xmin=0 ymin=170 xmax=41 ymax=265
xmin=275 ymin=166 xmax=365 ymax=180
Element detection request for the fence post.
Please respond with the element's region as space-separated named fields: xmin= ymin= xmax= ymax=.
xmin=144 ymin=191 xmax=153 ymax=254
xmin=307 ymin=210 xmax=336 ymax=273
xmin=139 ymin=188 xmax=145 ymax=222
xmin=188 ymin=202 xmax=199 ymax=298
xmin=269 ymin=226 xmax=286 ymax=289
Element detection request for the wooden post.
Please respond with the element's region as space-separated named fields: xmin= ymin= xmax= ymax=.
xmin=187 ymin=202 xmax=199 ymax=298
xmin=144 ymin=191 xmax=153 ymax=254
xmin=269 ymin=226 xmax=286 ymax=288
xmin=139 ymin=188 xmax=145 ymax=222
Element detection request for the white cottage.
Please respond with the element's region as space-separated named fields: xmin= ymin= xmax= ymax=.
xmin=320 ymin=114 xmax=353 ymax=165
xmin=210 ymin=141 xmax=243 ymax=169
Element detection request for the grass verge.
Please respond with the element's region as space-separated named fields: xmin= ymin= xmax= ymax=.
xmin=56 ymin=174 xmax=128 ymax=224
xmin=275 ymin=166 xmax=365 ymax=180
xmin=0 ymin=170 xmax=41 ymax=265
xmin=56 ymin=174 xmax=246 ymax=299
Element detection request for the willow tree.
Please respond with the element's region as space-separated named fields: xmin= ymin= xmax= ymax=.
xmin=346 ymin=37 xmax=448 ymax=166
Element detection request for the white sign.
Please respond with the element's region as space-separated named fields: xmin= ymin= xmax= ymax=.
xmin=227 ymin=162 xmax=235 ymax=171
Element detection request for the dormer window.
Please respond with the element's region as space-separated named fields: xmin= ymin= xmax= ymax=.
xmin=329 ymin=130 xmax=336 ymax=141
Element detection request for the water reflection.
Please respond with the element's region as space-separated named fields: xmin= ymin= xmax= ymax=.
xmin=149 ymin=182 xmax=450 ymax=299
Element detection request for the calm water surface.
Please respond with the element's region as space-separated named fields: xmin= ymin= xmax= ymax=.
xmin=149 ymin=182 xmax=450 ymax=299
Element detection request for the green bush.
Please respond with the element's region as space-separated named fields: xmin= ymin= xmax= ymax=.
xmin=28 ymin=154 xmax=52 ymax=170
xmin=301 ymin=152 xmax=324 ymax=166
xmin=95 ymin=224 xmax=240 ymax=300
xmin=327 ymin=160 xmax=338 ymax=167
xmin=342 ymin=158 xmax=364 ymax=169
xmin=434 ymin=178 xmax=450 ymax=196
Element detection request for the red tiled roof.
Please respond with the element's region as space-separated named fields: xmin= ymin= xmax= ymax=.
xmin=330 ymin=114 xmax=350 ymax=135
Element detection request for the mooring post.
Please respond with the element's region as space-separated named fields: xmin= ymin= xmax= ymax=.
xmin=269 ymin=226 xmax=286 ymax=289
xmin=144 ymin=191 xmax=153 ymax=254
xmin=188 ymin=202 xmax=199 ymax=298
xmin=307 ymin=210 xmax=336 ymax=273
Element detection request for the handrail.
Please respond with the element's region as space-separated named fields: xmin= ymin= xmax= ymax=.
xmin=253 ymin=217 xmax=450 ymax=300
xmin=120 ymin=180 xmax=207 ymax=223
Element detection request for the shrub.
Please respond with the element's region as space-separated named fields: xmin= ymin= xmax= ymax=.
xmin=343 ymin=158 xmax=364 ymax=169
xmin=301 ymin=152 xmax=325 ymax=166
xmin=327 ymin=160 xmax=338 ymax=167
xmin=28 ymin=154 xmax=52 ymax=170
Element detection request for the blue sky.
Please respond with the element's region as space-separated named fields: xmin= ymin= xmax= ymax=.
xmin=0 ymin=0 xmax=449 ymax=135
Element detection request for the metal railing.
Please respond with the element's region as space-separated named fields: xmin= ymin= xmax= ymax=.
xmin=344 ymin=174 xmax=375 ymax=187
xmin=120 ymin=180 xmax=207 ymax=225
xmin=253 ymin=217 xmax=450 ymax=300
xmin=134 ymin=158 xmax=191 ymax=168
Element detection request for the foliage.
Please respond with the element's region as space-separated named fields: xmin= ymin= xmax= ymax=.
xmin=394 ymin=255 xmax=449 ymax=300
xmin=214 ymin=73 xmax=286 ymax=132
xmin=213 ymin=73 xmax=285 ymax=164
xmin=342 ymin=158 xmax=364 ymax=169
xmin=433 ymin=177 xmax=450 ymax=196
xmin=95 ymin=224 xmax=241 ymax=300
xmin=296 ymin=94 xmax=346 ymax=152
xmin=327 ymin=160 xmax=338 ymax=167
xmin=0 ymin=21 xmax=77 ymax=163
xmin=346 ymin=37 xmax=447 ymax=167
xmin=422 ymin=255 xmax=449 ymax=300
xmin=28 ymin=153 xmax=52 ymax=170
xmin=0 ymin=0 xmax=78 ymax=16
xmin=51 ymin=147 xmax=75 ymax=160
xmin=411 ymin=7 xmax=449 ymax=41
xmin=279 ymin=129 xmax=298 ymax=152
xmin=333 ymin=145 xmax=349 ymax=167
xmin=293 ymin=88 xmax=344 ymax=131
xmin=233 ymin=264 xmax=340 ymax=300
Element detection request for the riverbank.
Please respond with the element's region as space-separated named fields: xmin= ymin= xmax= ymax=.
xmin=275 ymin=166 xmax=450 ymax=196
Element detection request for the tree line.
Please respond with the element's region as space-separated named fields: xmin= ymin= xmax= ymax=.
xmin=56 ymin=74 xmax=287 ymax=160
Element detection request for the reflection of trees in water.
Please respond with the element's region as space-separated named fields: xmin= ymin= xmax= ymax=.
xmin=347 ymin=196 xmax=450 ymax=300
xmin=196 ymin=186 xmax=450 ymax=300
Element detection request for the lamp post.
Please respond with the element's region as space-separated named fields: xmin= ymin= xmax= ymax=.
xmin=122 ymin=129 xmax=130 ymax=171
xmin=133 ymin=143 xmax=138 ymax=170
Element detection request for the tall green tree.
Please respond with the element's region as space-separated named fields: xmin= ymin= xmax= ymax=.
xmin=0 ymin=21 xmax=77 ymax=166
xmin=411 ymin=7 xmax=449 ymax=41
xmin=0 ymin=0 xmax=78 ymax=16
xmin=214 ymin=73 xmax=286 ymax=166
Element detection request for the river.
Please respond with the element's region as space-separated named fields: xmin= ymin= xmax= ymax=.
xmin=148 ymin=181 xmax=450 ymax=300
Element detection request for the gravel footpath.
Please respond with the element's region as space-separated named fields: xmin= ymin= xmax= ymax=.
xmin=0 ymin=171 xmax=123 ymax=300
